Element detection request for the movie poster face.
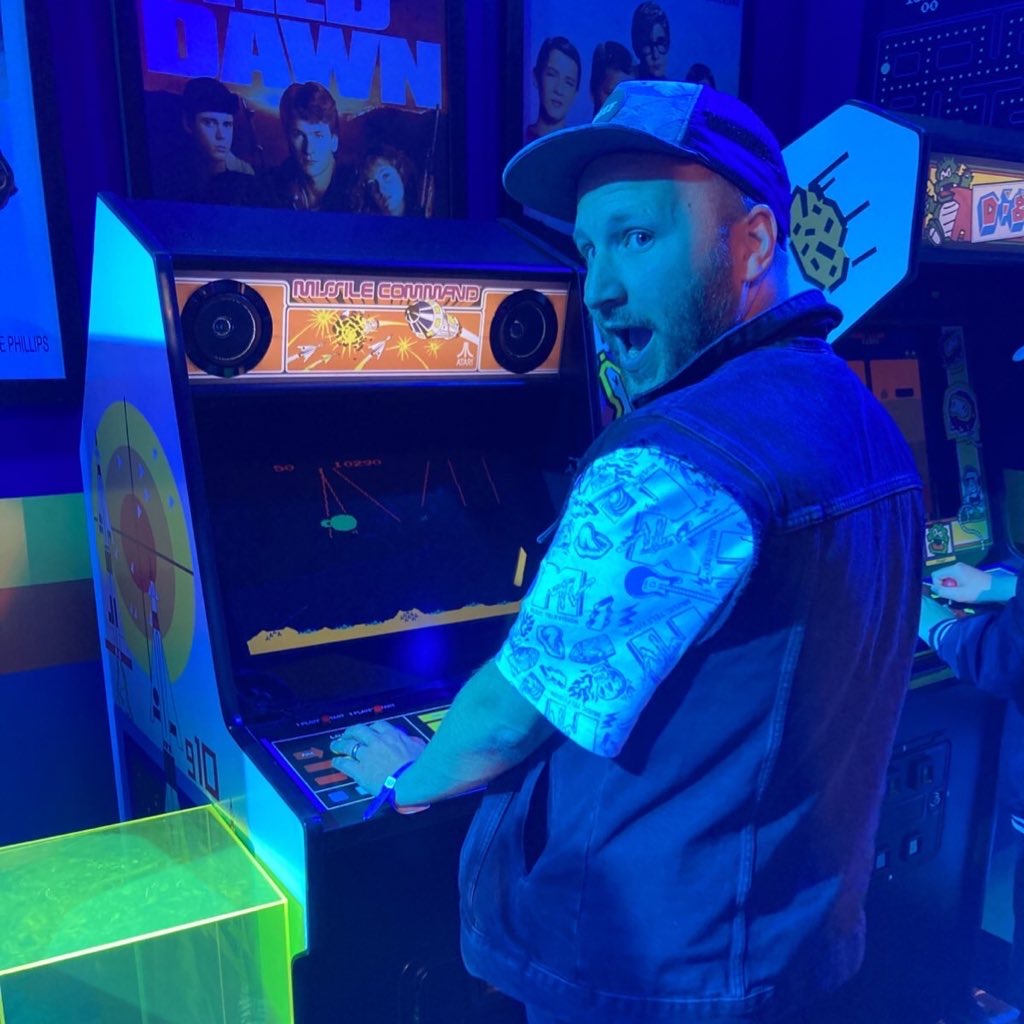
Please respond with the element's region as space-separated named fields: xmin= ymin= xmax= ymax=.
xmin=129 ymin=0 xmax=450 ymax=217
xmin=522 ymin=0 xmax=744 ymax=148
xmin=0 ymin=0 xmax=65 ymax=380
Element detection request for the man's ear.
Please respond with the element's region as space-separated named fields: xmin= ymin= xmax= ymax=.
xmin=736 ymin=205 xmax=777 ymax=284
xmin=182 ymin=112 xmax=194 ymax=136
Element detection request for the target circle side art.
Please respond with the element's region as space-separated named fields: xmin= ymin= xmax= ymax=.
xmin=91 ymin=401 xmax=195 ymax=682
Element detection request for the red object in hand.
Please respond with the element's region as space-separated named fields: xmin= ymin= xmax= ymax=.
xmin=940 ymin=577 xmax=957 ymax=588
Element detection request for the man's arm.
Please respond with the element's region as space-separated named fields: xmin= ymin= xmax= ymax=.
xmin=934 ymin=585 xmax=1024 ymax=700
xmin=332 ymin=445 xmax=754 ymax=805
xmin=330 ymin=659 xmax=554 ymax=809
xmin=920 ymin=570 xmax=1024 ymax=700
xmin=396 ymin=659 xmax=556 ymax=807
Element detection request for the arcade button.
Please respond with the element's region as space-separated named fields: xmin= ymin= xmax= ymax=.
xmin=181 ymin=279 xmax=273 ymax=377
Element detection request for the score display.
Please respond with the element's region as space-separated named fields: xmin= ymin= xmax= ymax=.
xmin=871 ymin=3 xmax=1024 ymax=128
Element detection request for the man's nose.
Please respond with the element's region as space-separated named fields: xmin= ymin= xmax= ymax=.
xmin=583 ymin=253 xmax=625 ymax=315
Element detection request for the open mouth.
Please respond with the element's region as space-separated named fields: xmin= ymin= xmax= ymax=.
xmin=612 ymin=326 xmax=654 ymax=366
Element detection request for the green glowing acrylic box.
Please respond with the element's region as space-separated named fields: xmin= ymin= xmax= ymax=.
xmin=0 ymin=805 xmax=293 ymax=1024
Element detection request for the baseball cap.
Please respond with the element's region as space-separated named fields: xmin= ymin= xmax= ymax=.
xmin=504 ymin=80 xmax=791 ymax=240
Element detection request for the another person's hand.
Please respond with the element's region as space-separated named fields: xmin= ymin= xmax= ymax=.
xmin=330 ymin=721 xmax=428 ymax=812
xmin=918 ymin=591 xmax=955 ymax=645
xmin=930 ymin=562 xmax=994 ymax=603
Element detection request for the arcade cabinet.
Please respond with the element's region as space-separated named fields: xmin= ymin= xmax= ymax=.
xmin=80 ymin=198 xmax=596 ymax=1024
xmin=784 ymin=105 xmax=1018 ymax=1023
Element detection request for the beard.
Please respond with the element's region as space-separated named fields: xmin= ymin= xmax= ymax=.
xmin=667 ymin=229 xmax=739 ymax=366
xmin=603 ymin=227 xmax=745 ymax=403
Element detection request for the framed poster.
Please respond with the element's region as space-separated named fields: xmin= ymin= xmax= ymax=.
xmin=0 ymin=0 xmax=67 ymax=382
xmin=114 ymin=0 xmax=462 ymax=218
xmin=504 ymin=0 xmax=747 ymax=230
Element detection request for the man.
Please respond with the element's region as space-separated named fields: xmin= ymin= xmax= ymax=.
xmin=334 ymin=81 xmax=923 ymax=1023
xmin=525 ymin=37 xmax=582 ymax=143
xmin=632 ymin=2 xmax=671 ymax=80
xmin=169 ymin=77 xmax=255 ymax=204
xmin=270 ymin=81 xmax=355 ymax=212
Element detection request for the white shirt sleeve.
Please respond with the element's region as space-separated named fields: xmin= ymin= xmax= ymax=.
xmin=494 ymin=445 xmax=755 ymax=757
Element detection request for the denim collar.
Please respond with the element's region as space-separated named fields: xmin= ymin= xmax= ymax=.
xmin=633 ymin=289 xmax=843 ymax=408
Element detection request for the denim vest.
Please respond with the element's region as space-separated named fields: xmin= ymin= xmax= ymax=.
xmin=460 ymin=292 xmax=924 ymax=1022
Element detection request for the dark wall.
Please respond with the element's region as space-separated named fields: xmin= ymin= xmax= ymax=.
xmin=43 ymin=0 xmax=127 ymax=359
xmin=745 ymin=0 xmax=868 ymax=147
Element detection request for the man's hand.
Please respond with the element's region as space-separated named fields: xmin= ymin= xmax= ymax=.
xmin=930 ymin=563 xmax=1019 ymax=603
xmin=331 ymin=722 xmax=428 ymax=812
xmin=930 ymin=562 xmax=993 ymax=603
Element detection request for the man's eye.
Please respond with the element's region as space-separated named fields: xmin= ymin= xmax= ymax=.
xmin=623 ymin=230 xmax=653 ymax=249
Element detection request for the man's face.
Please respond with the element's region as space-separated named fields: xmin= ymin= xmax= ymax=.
xmin=288 ymin=118 xmax=338 ymax=179
xmin=573 ymin=153 xmax=741 ymax=401
xmin=640 ymin=23 xmax=669 ymax=78
xmin=191 ymin=111 xmax=234 ymax=170
xmin=537 ymin=50 xmax=579 ymax=124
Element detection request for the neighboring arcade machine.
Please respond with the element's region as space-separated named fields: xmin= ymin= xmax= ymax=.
xmin=80 ymin=198 xmax=596 ymax=1024
xmin=784 ymin=106 xmax=1015 ymax=1024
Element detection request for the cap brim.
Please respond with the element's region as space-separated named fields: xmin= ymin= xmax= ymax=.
xmin=503 ymin=122 xmax=699 ymax=223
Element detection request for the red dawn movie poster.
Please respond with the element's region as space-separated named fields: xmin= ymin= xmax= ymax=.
xmin=129 ymin=0 xmax=449 ymax=217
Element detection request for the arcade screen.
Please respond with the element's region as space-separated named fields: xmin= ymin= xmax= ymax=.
xmin=868 ymin=2 xmax=1021 ymax=129
xmin=195 ymin=384 xmax=566 ymax=708
xmin=116 ymin=0 xmax=456 ymax=217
